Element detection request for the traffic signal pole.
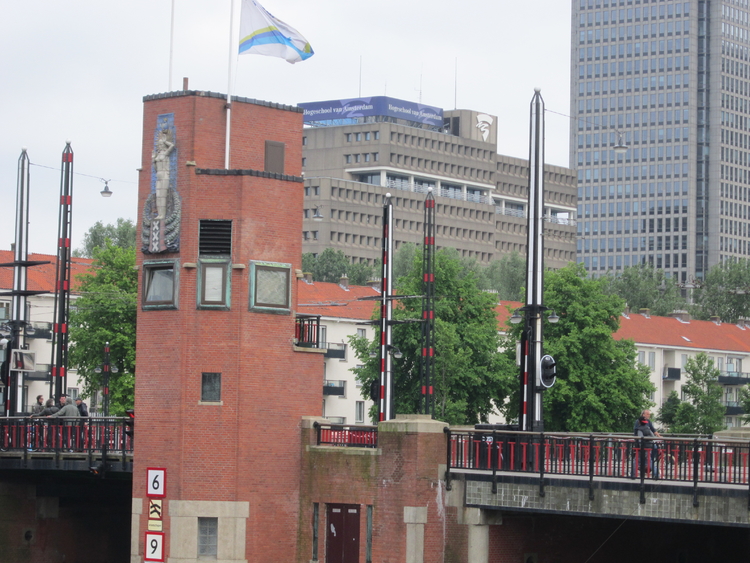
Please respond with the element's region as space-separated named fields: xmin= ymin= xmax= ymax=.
xmin=519 ymin=89 xmax=548 ymax=433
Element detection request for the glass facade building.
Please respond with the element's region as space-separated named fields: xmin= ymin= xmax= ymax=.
xmin=572 ymin=0 xmax=750 ymax=281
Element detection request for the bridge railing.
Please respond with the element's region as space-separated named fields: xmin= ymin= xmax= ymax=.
xmin=446 ymin=429 xmax=750 ymax=486
xmin=0 ymin=417 xmax=133 ymax=454
xmin=313 ymin=422 xmax=378 ymax=448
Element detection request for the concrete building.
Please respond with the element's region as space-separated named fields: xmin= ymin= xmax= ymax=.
xmin=0 ymin=251 xmax=92 ymax=411
xmin=296 ymin=277 xmax=379 ymax=424
xmin=572 ymin=0 xmax=750 ymax=281
xmin=615 ymin=307 xmax=750 ymax=427
xmin=299 ymin=96 xmax=578 ymax=269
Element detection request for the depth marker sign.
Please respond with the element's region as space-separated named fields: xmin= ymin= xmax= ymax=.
xmin=144 ymin=532 xmax=165 ymax=562
xmin=147 ymin=467 xmax=167 ymax=498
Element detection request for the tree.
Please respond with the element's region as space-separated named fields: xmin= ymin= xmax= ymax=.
xmin=656 ymin=390 xmax=681 ymax=431
xmin=484 ymin=251 xmax=525 ymax=301
xmin=603 ymin=265 xmax=687 ymax=317
xmin=301 ymin=253 xmax=316 ymax=274
xmin=350 ymin=248 xmax=514 ymax=425
xmin=691 ymin=259 xmax=750 ymax=322
xmin=73 ymin=218 xmax=136 ymax=258
xmin=393 ymin=243 xmax=418 ymax=283
xmin=68 ymin=241 xmax=137 ymax=414
xmin=739 ymin=386 xmax=750 ymax=426
xmin=502 ymin=263 xmax=654 ymax=432
xmin=311 ymin=248 xmax=350 ymax=283
xmin=670 ymin=353 xmax=725 ymax=435
xmin=347 ymin=262 xmax=376 ymax=286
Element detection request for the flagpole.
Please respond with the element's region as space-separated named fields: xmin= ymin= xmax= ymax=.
xmin=169 ymin=0 xmax=176 ymax=91
xmin=225 ymin=0 xmax=235 ymax=169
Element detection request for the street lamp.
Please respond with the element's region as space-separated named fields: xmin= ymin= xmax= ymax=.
xmin=93 ymin=342 xmax=118 ymax=417
xmin=100 ymin=180 xmax=113 ymax=197
xmin=613 ymin=130 xmax=629 ymax=155
xmin=312 ymin=205 xmax=324 ymax=221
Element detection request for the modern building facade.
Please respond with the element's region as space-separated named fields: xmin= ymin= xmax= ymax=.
xmin=572 ymin=0 xmax=750 ymax=281
xmin=300 ymin=96 xmax=578 ymax=269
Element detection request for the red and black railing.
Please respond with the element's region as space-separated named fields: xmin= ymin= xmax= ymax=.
xmin=0 ymin=417 xmax=133 ymax=454
xmin=444 ymin=429 xmax=750 ymax=505
xmin=314 ymin=422 xmax=378 ymax=448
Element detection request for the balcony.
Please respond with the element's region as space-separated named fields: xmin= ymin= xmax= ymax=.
xmin=718 ymin=371 xmax=750 ymax=385
xmin=322 ymin=342 xmax=346 ymax=359
xmin=323 ymin=380 xmax=345 ymax=396
xmin=724 ymin=401 xmax=745 ymax=416
xmin=663 ymin=367 xmax=681 ymax=380
xmin=26 ymin=322 xmax=52 ymax=340
xmin=295 ymin=314 xmax=321 ymax=348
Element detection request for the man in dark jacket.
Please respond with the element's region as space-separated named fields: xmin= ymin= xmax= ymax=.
xmin=633 ymin=409 xmax=661 ymax=478
xmin=75 ymin=397 xmax=89 ymax=417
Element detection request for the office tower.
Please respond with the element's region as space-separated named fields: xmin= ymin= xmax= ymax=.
xmin=300 ymin=96 xmax=577 ymax=269
xmin=572 ymin=0 xmax=750 ymax=281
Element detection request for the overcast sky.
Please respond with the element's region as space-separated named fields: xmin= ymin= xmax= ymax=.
xmin=0 ymin=0 xmax=572 ymax=255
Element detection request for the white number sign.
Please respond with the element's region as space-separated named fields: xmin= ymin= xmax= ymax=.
xmin=144 ymin=532 xmax=165 ymax=562
xmin=146 ymin=467 xmax=167 ymax=498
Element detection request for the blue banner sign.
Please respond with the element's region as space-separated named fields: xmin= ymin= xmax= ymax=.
xmin=299 ymin=96 xmax=443 ymax=127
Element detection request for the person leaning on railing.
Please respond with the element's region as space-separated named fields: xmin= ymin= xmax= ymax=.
xmin=31 ymin=398 xmax=59 ymax=417
xmin=48 ymin=397 xmax=81 ymax=450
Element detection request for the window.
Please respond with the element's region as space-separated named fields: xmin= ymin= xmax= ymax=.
xmin=201 ymin=373 xmax=221 ymax=402
xmin=357 ymin=328 xmax=366 ymax=339
xmin=250 ymin=261 xmax=291 ymax=313
xmin=66 ymin=388 xmax=79 ymax=400
xmin=198 ymin=221 xmax=231 ymax=309
xmin=198 ymin=517 xmax=218 ymax=557
xmin=143 ymin=261 xmax=178 ymax=309
xmin=264 ymin=140 xmax=285 ymax=174
xmin=648 ymin=351 xmax=655 ymax=369
xmin=355 ymin=401 xmax=365 ymax=423
xmin=199 ymin=261 xmax=230 ymax=309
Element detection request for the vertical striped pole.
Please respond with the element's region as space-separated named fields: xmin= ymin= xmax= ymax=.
xmin=523 ymin=89 xmax=546 ymax=432
xmin=420 ymin=187 xmax=436 ymax=416
xmin=378 ymin=193 xmax=394 ymax=421
xmin=6 ymin=150 xmax=31 ymax=415
xmin=50 ymin=142 xmax=74 ymax=402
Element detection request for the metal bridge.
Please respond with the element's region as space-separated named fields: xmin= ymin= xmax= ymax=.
xmin=0 ymin=416 xmax=133 ymax=474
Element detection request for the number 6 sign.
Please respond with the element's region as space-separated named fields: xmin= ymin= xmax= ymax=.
xmin=144 ymin=532 xmax=165 ymax=562
xmin=147 ymin=467 xmax=167 ymax=498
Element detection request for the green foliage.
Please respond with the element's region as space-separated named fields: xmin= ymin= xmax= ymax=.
xmin=483 ymin=251 xmax=526 ymax=301
xmin=68 ymin=242 xmax=137 ymax=414
xmin=301 ymin=253 xmax=316 ymax=274
xmin=670 ymin=353 xmax=725 ymax=435
xmin=73 ymin=218 xmax=136 ymax=258
xmin=347 ymin=262 xmax=377 ymax=286
xmin=393 ymin=243 xmax=418 ymax=283
xmin=350 ymin=248 xmax=514 ymax=425
xmin=303 ymin=249 xmax=378 ymax=285
xmin=691 ymin=259 xmax=750 ymax=322
xmin=656 ymin=390 xmax=681 ymax=431
xmin=739 ymin=386 xmax=750 ymax=426
xmin=503 ymin=263 xmax=654 ymax=432
xmin=603 ymin=265 xmax=687 ymax=317
xmin=311 ymin=248 xmax=350 ymax=283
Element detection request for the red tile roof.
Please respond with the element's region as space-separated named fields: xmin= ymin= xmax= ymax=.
xmin=0 ymin=250 xmax=94 ymax=294
xmin=614 ymin=312 xmax=750 ymax=353
xmin=296 ymin=280 xmax=380 ymax=320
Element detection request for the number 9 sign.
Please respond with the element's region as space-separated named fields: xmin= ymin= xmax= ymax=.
xmin=147 ymin=467 xmax=167 ymax=498
xmin=144 ymin=532 xmax=164 ymax=562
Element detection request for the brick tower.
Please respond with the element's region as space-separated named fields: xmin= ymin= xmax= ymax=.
xmin=130 ymin=90 xmax=322 ymax=563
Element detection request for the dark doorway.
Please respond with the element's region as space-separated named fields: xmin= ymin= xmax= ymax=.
xmin=326 ymin=503 xmax=360 ymax=563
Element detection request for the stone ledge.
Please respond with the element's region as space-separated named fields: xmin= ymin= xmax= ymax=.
xmin=379 ymin=414 xmax=448 ymax=434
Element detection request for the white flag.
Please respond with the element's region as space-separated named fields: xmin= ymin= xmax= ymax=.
xmin=238 ymin=0 xmax=314 ymax=64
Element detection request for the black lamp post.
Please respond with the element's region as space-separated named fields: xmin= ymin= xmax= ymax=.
xmin=93 ymin=342 xmax=118 ymax=417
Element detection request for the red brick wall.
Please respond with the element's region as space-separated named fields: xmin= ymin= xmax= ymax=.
xmin=132 ymin=92 xmax=321 ymax=562
xmin=300 ymin=423 xmax=454 ymax=563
